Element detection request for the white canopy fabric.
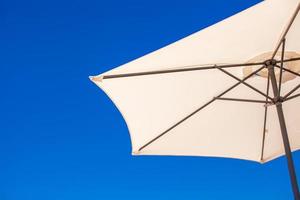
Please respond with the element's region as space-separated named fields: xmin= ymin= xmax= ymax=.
xmin=90 ymin=0 xmax=300 ymax=163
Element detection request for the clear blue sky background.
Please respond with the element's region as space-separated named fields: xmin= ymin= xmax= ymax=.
xmin=1 ymin=0 xmax=300 ymax=199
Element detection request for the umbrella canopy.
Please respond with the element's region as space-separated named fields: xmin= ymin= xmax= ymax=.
xmin=91 ymin=0 xmax=300 ymax=163
xmin=90 ymin=0 xmax=300 ymax=198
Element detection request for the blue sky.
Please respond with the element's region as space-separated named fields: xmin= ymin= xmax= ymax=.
xmin=1 ymin=0 xmax=300 ymax=199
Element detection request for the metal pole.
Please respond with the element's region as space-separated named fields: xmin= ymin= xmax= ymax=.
xmin=268 ymin=64 xmax=300 ymax=200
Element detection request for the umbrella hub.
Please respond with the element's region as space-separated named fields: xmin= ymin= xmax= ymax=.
xmin=243 ymin=51 xmax=300 ymax=83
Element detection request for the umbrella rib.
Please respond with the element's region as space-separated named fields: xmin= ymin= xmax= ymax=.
xmin=278 ymin=38 xmax=286 ymax=96
xmin=99 ymin=58 xmax=298 ymax=80
xmin=271 ymin=2 xmax=300 ymax=59
xmin=216 ymin=66 xmax=273 ymax=101
xmin=260 ymin=73 xmax=270 ymax=162
xmin=138 ymin=65 xmax=266 ymax=152
xmin=215 ymin=97 xmax=271 ymax=104
xmin=274 ymin=65 xmax=300 ymax=77
xmin=282 ymin=57 xmax=300 ymax=63
xmin=102 ymin=62 xmax=265 ymax=80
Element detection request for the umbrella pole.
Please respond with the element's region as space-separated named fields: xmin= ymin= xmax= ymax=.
xmin=268 ymin=64 xmax=300 ymax=200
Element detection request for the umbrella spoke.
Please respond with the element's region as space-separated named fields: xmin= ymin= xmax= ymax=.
xmin=260 ymin=73 xmax=270 ymax=162
xmin=138 ymin=98 xmax=216 ymax=152
xmin=216 ymin=66 xmax=273 ymax=101
xmin=284 ymin=93 xmax=300 ymax=102
xmin=102 ymin=62 xmax=265 ymax=80
xmin=283 ymin=84 xmax=300 ymax=100
xmin=138 ymin=65 xmax=265 ymax=152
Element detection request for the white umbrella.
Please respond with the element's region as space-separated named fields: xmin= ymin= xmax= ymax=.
xmin=90 ymin=0 xmax=300 ymax=198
